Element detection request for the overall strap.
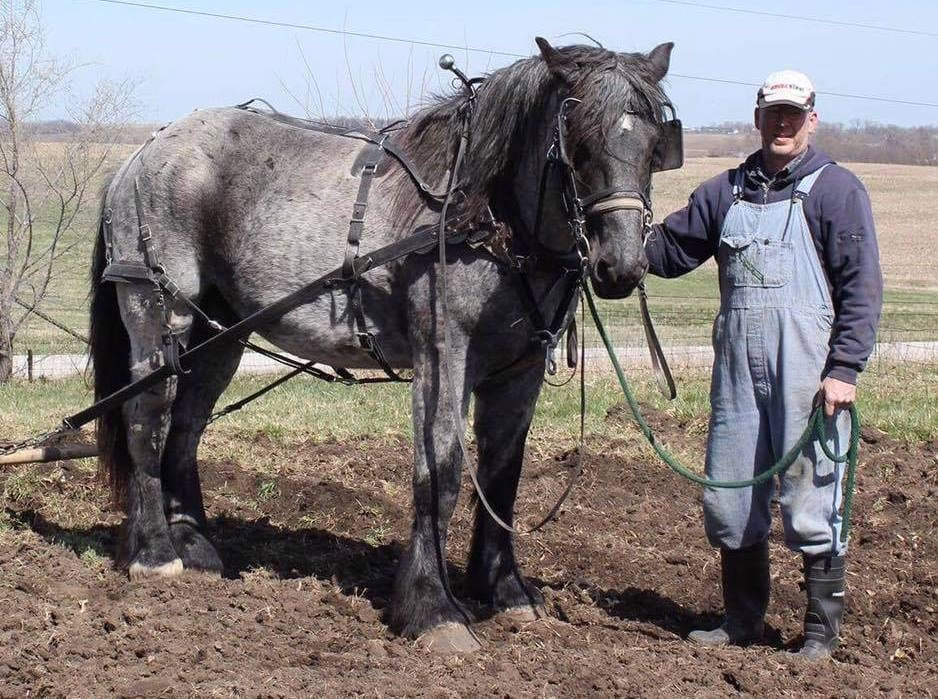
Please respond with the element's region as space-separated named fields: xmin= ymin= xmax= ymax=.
xmin=793 ymin=163 xmax=831 ymax=200
xmin=731 ymin=166 xmax=746 ymax=201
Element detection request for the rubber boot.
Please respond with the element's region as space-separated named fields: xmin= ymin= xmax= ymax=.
xmin=788 ymin=553 xmax=845 ymax=661
xmin=688 ymin=539 xmax=770 ymax=646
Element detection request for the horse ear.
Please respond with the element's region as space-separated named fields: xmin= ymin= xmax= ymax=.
xmin=536 ymin=36 xmax=575 ymax=81
xmin=647 ymin=42 xmax=674 ymax=81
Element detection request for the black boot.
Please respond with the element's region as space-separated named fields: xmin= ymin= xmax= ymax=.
xmin=688 ymin=540 xmax=770 ymax=646
xmin=789 ymin=553 xmax=845 ymax=661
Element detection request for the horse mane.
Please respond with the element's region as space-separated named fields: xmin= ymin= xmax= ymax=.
xmin=389 ymin=43 xmax=674 ymax=228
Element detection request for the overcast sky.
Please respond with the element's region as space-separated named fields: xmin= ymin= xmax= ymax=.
xmin=44 ymin=0 xmax=938 ymax=127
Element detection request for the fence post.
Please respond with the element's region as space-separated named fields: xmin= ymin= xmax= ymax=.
xmin=27 ymin=349 xmax=33 ymax=382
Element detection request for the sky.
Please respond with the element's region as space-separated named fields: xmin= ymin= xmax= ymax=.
xmin=42 ymin=0 xmax=938 ymax=128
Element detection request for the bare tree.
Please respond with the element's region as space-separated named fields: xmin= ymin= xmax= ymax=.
xmin=0 ymin=0 xmax=135 ymax=381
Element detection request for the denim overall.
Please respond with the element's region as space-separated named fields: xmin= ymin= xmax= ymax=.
xmin=704 ymin=164 xmax=849 ymax=556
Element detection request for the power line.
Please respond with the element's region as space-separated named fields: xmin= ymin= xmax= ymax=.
xmin=90 ymin=0 xmax=526 ymax=58
xmin=667 ymin=72 xmax=938 ymax=108
xmin=87 ymin=0 xmax=938 ymax=109
xmin=645 ymin=0 xmax=938 ymax=39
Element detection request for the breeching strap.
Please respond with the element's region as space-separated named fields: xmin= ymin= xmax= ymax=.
xmin=584 ymin=286 xmax=861 ymax=544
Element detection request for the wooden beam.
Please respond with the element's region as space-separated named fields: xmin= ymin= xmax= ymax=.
xmin=0 ymin=444 xmax=98 ymax=465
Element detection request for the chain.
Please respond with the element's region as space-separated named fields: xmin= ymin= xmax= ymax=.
xmin=1 ymin=425 xmax=78 ymax=457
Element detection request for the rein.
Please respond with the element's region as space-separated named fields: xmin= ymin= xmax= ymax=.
xmin=584 ymin=286 xmax=860 ymax=544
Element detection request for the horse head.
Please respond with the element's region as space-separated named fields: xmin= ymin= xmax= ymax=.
xmin=393 ymin=39 xmax=680 ymax=299
xmin=524 ymin=38 xmax=681 ymax=299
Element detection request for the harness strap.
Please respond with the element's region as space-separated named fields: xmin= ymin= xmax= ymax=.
xmin=100 ymin=261 xmax=154 ymax=284
xmin=102 ymin=207 xmax=115 ymax=264
xmin=379 ymin=138 xmax=448 ymax=203
xmin=66 ymin=223 xmax=458 ymax=431
xmin=350 ymin=283 xmax=411 ymax=382
xmin=638 ymin=282 xmax=677 ymax=399
xmin=343 ymin=153 xmax=382 ymax=278
xmin=584 ymin=195 xmax=649 ymax=218
xmin=510 ymin=265 xmax=582 ymax=375
xmin=342 ymin=145 xmax=413 ymax=382
xmin=236 ymin=101 xmax=448 ymax=207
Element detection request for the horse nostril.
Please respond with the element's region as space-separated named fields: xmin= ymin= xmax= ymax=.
xmin=595 ymin=258 xmax=612 ymax=282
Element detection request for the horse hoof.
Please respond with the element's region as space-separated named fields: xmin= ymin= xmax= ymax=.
xmin=500 ymin=604 xmax=546 ymax=623
xmin=169 ymin=522 xmax=224 ymax=576
xmin=418 ymin=622 xmax=482 ymax=654
xmin=129 ymin=557 xmax=184 ymax=580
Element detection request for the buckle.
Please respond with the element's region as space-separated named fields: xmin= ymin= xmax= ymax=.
xmin=158 ymin=274 xmax=179 ymax=298
xmin=544 ymin=342 xmax=558 ymax=376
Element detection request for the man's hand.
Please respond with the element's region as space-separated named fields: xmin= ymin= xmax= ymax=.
xmin=820 ymin=377 xmax=856 ymax=417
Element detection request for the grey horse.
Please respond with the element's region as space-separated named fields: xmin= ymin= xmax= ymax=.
xmin=89 ymin=38 xmax=677 ymax=651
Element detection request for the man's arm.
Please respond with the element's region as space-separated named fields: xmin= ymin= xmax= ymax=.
xmin=645 ymin=171 xmax=732 ymax=278
xmin=816 ymin=169 xmax=883 ymax=408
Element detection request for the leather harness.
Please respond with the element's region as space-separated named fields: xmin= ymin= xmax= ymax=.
xmin=86 ymin=85 xmax=680 ymax=422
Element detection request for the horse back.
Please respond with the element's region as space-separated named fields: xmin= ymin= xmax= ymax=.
xmin=104 ymin=107 xmax=428 ymax=365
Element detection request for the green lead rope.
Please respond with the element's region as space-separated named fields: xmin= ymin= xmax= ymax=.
xmin=584 ymin=286 xmax=861 ymax=543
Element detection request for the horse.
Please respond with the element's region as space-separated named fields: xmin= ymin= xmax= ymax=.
xmin=88 ymin=37 xmax=679 ymax=652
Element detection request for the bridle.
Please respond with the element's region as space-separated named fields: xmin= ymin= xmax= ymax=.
xmin=529 ymin=92 xmax=677 ymax=402
xmin=436 ymin=65 xmax=678 ymax=537
xmin=532 ymin=96 xmax=656 ymax=270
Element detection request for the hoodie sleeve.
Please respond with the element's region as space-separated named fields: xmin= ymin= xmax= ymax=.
xmin=813 ymin=168 xmax=883 ymax=384
xmin=645 ymin=171 xmax=731 ymax=278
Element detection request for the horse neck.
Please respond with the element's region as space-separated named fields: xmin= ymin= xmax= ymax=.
xmin=503 ymin=91 xmax=579 ymax=259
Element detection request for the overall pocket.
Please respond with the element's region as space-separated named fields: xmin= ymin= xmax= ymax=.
xmin=720 ymin=237 xmax=793 ymax=288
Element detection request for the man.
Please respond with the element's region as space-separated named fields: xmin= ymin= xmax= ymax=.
xmin=644 ymin=70 xmax=882 ymax=660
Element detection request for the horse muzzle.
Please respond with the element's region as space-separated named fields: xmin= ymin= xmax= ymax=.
xmin=583 ymin=196 xmax=650 ymax=298
xmin=590 ymin=252 xmax=647 ymax=298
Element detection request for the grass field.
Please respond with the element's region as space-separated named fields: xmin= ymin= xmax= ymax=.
xmin=2 ymin=356 xmax=935 ymax=461
xmin=9 ymin=149 xmax=938 ymax=355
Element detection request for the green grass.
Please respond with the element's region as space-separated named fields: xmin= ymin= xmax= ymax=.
xmin=2 ymin=359 xmax=935 ymax=455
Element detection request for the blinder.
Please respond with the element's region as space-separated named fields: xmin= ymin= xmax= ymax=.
xmin=652 ymin=118 xmax=683 ymax=173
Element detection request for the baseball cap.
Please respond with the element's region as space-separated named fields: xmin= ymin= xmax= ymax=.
xmin=757 ymin=70 xmax=815 ymax=110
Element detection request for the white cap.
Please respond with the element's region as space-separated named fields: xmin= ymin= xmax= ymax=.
xmin=757 ymin=70 xmax=815 ymax=110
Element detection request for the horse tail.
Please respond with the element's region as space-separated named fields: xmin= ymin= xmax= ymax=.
xmin=89 ymin=186 xmax=130 ymax=509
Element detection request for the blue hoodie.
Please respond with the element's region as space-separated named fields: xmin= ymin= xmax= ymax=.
xmin=646 ymin=146 xmax=883 ymax=385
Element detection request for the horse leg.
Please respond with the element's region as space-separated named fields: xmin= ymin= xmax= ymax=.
xmin=118 ymin=291 xmax=189 ymax=579
xmin=387 ymin=348 xmax=479 ymax=652
xmin=161 ymin=298 xmax=244 ymax=575
xmin=466 ymin=364 xmax=545 ymax=617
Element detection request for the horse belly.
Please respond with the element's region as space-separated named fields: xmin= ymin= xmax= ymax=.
xmin=235 ymin=263 xmax=413 ymax=370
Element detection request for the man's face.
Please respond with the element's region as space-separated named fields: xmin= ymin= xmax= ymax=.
xmin=754 ymin=104 xmax=818 ymax=164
